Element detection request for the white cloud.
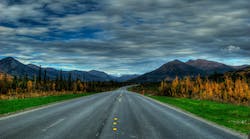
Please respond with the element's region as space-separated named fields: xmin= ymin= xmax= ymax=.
xmin=16 ymin=27 xmax=48 ymax=35
xmin=49 ymin=13 xmax=121 ymax=30
xmin=0 ymin=26 xmax=48 ymax=36
xmin=223 ymin=45 xmax=241 ymax=53
xmin=0 ymin=3 xmax=43 ymax=22
xmin=193 ymin=28 xmax=216 ymax=36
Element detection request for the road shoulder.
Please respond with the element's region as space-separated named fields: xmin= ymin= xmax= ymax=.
xmin=132 ymin=91 xmax=248 ymax=139
xmin=0 ymin=93 xmax=96 ymax=120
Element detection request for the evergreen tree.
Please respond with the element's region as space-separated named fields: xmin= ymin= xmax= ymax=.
xmin=44 ymin=69 xmax=47 ymax=84
xmin=22 ymin=74 xmax=29 ymax=90
xmin=67 ymin=72 xmax=72 ymax=90
xmin=33 ymin=74 xmax=37 ymax=89
xmin=59 ymin=70 xmax=63 ymax=91
xmin=38 ymin=65 xmax=42 ymax=84
xmin=55 ymin=74 xmax=60 ymax=91
xmin=12 ymin=76 xmax=18 ymax=89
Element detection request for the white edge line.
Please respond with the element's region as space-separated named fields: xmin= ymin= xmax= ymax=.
xmin=140 ymin=94 xmax=248 ymax=139
xmin=0 ymin=94 xmax=95 ymax=121
xmin=0 ymin=102 xmax=62 ymax=121
xmin=42 ymin=118 xmax=65 ymax=132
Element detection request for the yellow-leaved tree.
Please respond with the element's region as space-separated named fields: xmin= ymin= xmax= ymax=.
xmin=27 ymin=80 xmax=33 ymax=92
xmin=171 ymin=76 xmax=179 ymax=97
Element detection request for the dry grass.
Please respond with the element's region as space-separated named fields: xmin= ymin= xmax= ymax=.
xmin=0 ymin=91 xmax=85 ymax=100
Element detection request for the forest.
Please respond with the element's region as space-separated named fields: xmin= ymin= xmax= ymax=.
xmin=0 ymin=67 xmax=126 ymax=99
xmin=132 ymin=74 xmax=250 ymax=105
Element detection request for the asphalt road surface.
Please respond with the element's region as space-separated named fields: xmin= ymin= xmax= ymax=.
xmin=0 ymin=87 xmax=244 ymax=139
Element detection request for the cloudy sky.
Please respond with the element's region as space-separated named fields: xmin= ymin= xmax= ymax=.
xmin=0 ymin=0 xmax=249 ymax=75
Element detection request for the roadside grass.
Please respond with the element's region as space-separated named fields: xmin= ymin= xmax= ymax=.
xmin=0 ymin=93 xmax=94 ymax=115
xmin=149 ymin=96 xmax=250 ymax=134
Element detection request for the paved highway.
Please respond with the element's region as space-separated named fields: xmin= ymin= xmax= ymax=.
xmin=0 ymin=87 xmax=244 ymax=139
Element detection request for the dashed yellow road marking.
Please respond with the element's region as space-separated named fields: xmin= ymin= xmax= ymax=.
xmin=113 ymin=117 xmax=119 ymax=132
xmin=113 ymin=127 xmax=117 ymax=131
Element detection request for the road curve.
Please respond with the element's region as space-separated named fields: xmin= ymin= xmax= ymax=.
xmin=0 ymin=87 xmax=244 ymax=139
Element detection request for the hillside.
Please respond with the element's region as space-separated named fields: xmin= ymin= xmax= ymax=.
xmin=131 ymin=60 xmax=204 ymax=82
xmin=131 ymin=59 xmax=248 ymax=82
xmin=0 ymin=57 xmax=135 ymax=82
xmin=186 ymin=59 xmax=235 ymax=74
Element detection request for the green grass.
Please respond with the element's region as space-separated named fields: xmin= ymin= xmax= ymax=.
xmin=0 ymin=93 xmax=94 ymax=115
xmin=149 ymin=96 xmax=250 ymax=134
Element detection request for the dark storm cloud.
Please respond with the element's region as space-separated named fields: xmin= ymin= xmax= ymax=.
xmin=0 ymin=0 xmax=250 ymax=74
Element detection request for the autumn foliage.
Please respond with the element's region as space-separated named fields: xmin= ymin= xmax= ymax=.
xmin=0 ymin=69 xmax=125 ymax=99
xmin=159 ymin=75 xmax=250 ymax=105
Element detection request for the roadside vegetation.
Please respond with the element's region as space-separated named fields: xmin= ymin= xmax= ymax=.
xmin=158 ymin=75 xmax=250 ymax=105
xmin=0 ymin=93 xmax=94 ymax=115
xmin=150 ymin=96 xmax=250 ymax=134
xmin=132 ymin=75 xmax=250 ymax=105
xmin=0 ymin=66 xmax=127 ymax=100
xmin=0 ymin=67 xmax=127 ymax=114
xmin=130 ymin=73 xmax=250 ymax=134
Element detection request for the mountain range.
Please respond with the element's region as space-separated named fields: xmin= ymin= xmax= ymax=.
xmin=0 ymin=57 xmax=249 ymax=83
xmin=131 ymin=59 xmax=249 ymax=82
xmin=0 ymin=57 xmax=139 ymax=82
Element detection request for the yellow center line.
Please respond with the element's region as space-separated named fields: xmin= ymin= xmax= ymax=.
xmin=113 ymin=117 xmax=119 ymax=132
xmin=113 ymin=127 xmax=117 ymax=131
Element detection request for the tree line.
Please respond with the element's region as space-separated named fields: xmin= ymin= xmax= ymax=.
xmin=159 ymin=75 xmax=250 ymax=105
xmin=0 ymin=67 xmax=125 ymax=99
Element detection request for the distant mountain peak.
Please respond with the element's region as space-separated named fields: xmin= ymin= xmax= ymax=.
xmin=131 ymin=59 xmax=204 ymax=82
xmin=0 ymin=57 xmax=19 ymax=63
xmin=186 ymin=59 xmax=234 ymax=74
xmin=27 ymin=64 xmax=39 ymax=68
xmin=0 ymin=57 xmax=24 ymax=67
xmin=162 ymin=59 xmax=184 ymax=67
xmin=171 ymin=59 xmax=183 ymax=63
xmin=3 ymin=57 xmax=15 ymax=60
xmin=89 ymin=70 xmax=105 ymax=73
xmin=187 ymin=59 xmax=222 ymax=64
